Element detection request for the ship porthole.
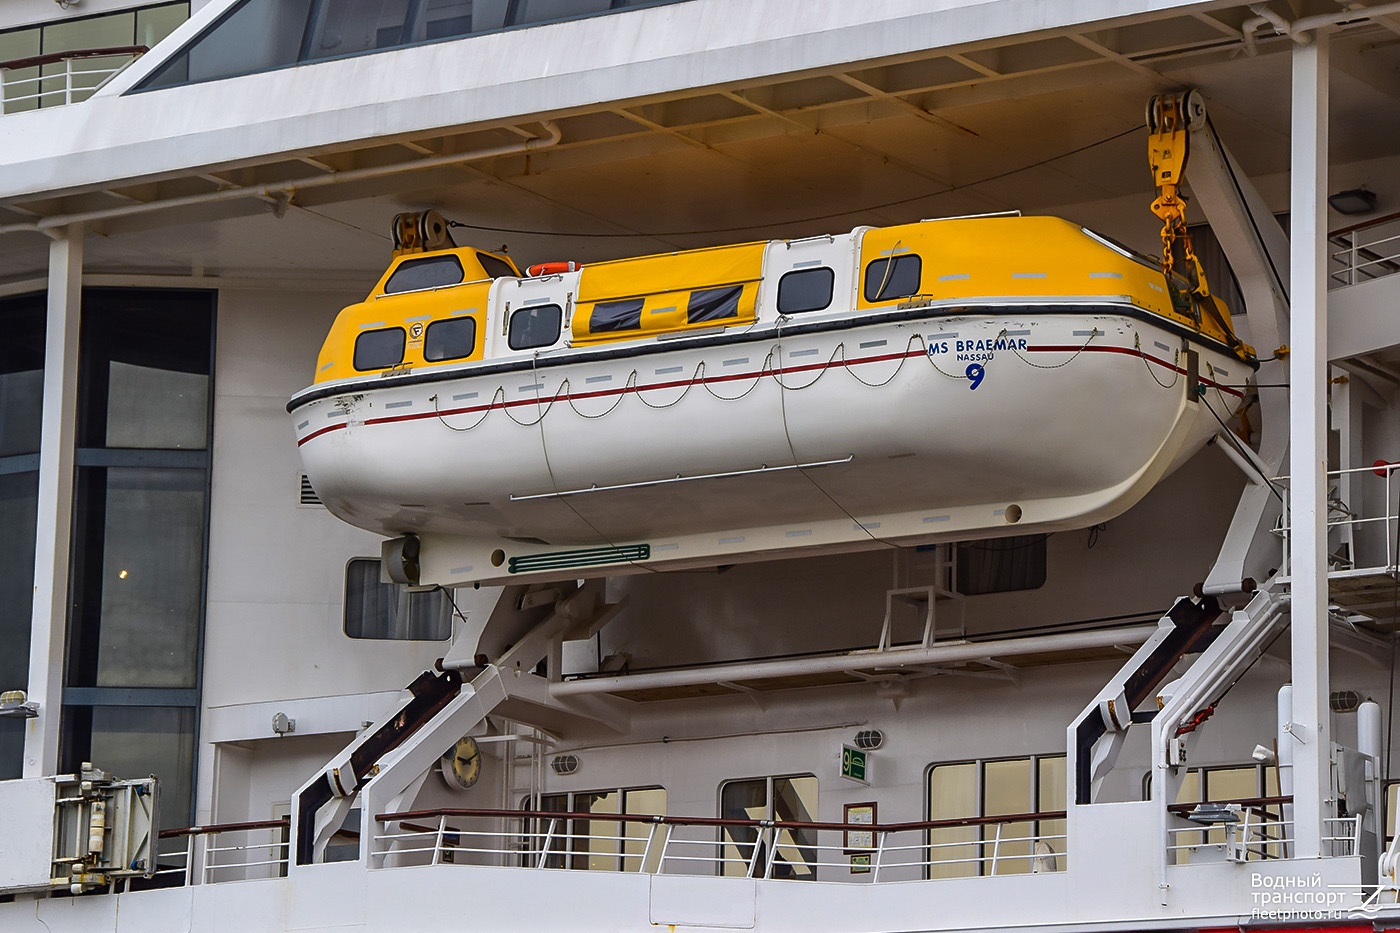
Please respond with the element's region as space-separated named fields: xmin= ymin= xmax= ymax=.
xmin=490 ymin=548 xmax=506 ymax=567
xmin=1004 ymin=504 xmax=1023 ymax=524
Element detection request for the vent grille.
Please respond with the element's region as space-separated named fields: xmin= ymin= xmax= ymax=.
xmin=299 ymin=474 xmax=323 ymax=507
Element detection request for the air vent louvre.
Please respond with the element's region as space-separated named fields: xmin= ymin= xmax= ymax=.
xmin=299 ymin=474 xmax=323 ymax=507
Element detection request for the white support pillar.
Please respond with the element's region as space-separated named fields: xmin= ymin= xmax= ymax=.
xmin=1288 ymin=33 xmax=1330 ymax=860
xmin=23 ymin=225 xmax=83 ymax=778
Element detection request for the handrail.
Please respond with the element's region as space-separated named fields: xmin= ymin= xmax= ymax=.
xmin=159 ymin=818 xmax=289 ymax=839
xmin=1166 ymin=794 xmax=1291 ymax=815
xmin=1 ymin=45 xmax=148 ymax=72
xmin=378 ymin=806 xmax=1066 ymax=834
xmin=1330 ymin=208 xmax=1400 ymax=240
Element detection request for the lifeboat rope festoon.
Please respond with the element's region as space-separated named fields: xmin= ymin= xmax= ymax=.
xmin=426 ymin=324 xmax=1192 ymax=435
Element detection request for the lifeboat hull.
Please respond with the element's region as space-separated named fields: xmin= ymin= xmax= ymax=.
xmin=290 ymin=302 xmax=1243 ymax=584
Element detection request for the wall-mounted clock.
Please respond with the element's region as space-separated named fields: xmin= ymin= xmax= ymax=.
xmin=440 ymin=736 xmax=482 ymax=790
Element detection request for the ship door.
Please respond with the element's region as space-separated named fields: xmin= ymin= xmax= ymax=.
xmin=757 ymin=231 xmax=862 ymax=322
xmin=488 ymin=272 xmax=580 ymax=360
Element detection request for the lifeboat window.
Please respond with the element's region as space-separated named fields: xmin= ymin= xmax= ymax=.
xmin=383 ymin=255 xmax=464 ymax=294
xmin=509 ymin=304 xmax=563 ymax=351
xmin=776 ymin=267 xmax=835 ymax=314
xmin=353 ymin=327 xmax=406 ymax=371
xmin=343 ymin=558 xmax=451 ymax=640
xmin=590 ymin=298 xmax=644 ymax=334
xmin=863 ymin=254 xmax=922 ymax=302
xmin=686 ymin=285 xmax=742 ymax=324
xmin=424 ymin=317 xmax=478 ymax=362
xmin=477 ymin=252 xmax=518 ymax=280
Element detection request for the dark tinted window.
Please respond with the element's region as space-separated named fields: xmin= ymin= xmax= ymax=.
xmin=509 ymin=304 xmax=563 ymax=350
xmin=777 ymin=268 xmax=835 ymax=314
xmin=863 ymin=254 xmax=922 ymax=303
xmin=424 ymin=317 xmax=477 ymax=362
xmin=383 ymin=255 xmax=464 ymax=294
xmin=344 ymin=558 xmax=450 ymax=640
xmin=687 ymin=286 xmax=742 ymax=324
xmin=590 ymin=298 xmax=643 ymax=333
xmin=354 ymin=328 xmax=406 ymax=371
xmin=477 ymin=253 xmax=518 ymax=280
xmin=956 ymin=535 xmax=1047 ymax=595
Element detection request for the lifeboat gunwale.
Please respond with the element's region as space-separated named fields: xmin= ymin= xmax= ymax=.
xmin=287 ymin=296 xmax=1254 ymax=414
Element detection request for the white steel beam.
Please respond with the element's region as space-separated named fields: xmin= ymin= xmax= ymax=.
xmin=23 ymin=224 xmax=82 ymax=778
xmin=1288 ymin=32 xmax=1331 ymax=861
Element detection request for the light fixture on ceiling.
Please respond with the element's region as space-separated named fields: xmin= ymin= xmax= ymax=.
xmin=1328 ymin=188 xmax=1377 ymax=216
xmin=550 ymin=754 xmax=580 ymax=775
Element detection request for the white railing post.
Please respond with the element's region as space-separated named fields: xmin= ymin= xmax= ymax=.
xmin=870 ymin=830 xmax=886 ymax=883
xmin=536 ymin=817 xmax=558 ymax=869
xmin=656 ymin=823 xmax=674 ymax=874
xmin=432 ymin=815 xmax=446 ymax=865
xmin=184 ymin=834 xmax=196 ymax=886
xmin=989 ymin=823 xmax=1003 ymax=876
xmin=637 ymin=817 xmax=659 ymax=874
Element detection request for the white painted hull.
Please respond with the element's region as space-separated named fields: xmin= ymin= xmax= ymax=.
xmin=291 ymin=302 xmax=1244 ymax=583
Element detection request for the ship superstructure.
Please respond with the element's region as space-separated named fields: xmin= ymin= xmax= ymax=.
xmin=3 ymin=2 xmax=1400 ymax=932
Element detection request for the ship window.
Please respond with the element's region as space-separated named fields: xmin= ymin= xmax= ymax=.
xmin=343 ymin=558 xmax=451 ymax=640
xmin=776 ymin=267 xmax=835 ymax=314
xmin=135 ymin=0 xmax=692 ymax=92
xmin=590 ymin=298 xmax=643 ymax=334
xmin=509 ymin=304 xmax=563 ymax=350
xmin=477 ymin=252 xmax=518 ymax=280
xmin=718 ymin=774 xmax=817 ymax=879
xmin=955 ymin=534 xmax=1047 ymax=595
xmin=423 ymin=317 xmax=477 ymax=362
xmin=686 ymin=285 xmax=742 ymax=324
xmin=863 ymin=254 xmax=922 ymax=303
xmin=926 ymin=754 xmax=1065 ymax=878
xmin=519 ymin=786 xmax=666 ymax=871
xmin=353 ymin=327 xmax=406 ymax=371
xmin=383 ymin=255 xmax=464 ymax=294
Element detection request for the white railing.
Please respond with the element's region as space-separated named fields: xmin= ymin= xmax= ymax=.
xmin=139 ymin=820 xmax=290 ymax=889
xmin=1330 ymin=211 xmax=1400 ymax=289
xmin=1 ymin=46 xmax=146 ymax=115
xmin=1276 ymin=461 xmax=1399 ymax=578
xmin=370 ymin=807 xmax=1067 ymax=883
xmin=1166 ymin=799 xmax=1361 ymax=865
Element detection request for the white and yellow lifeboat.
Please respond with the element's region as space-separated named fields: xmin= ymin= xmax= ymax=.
xmin=288 ymin=210 xmax=1255 ymax=585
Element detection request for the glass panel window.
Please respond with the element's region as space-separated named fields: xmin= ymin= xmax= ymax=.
xmin=136 ymin=0 xmax=687 ymax=91
xmin=353 ymin=328 xmax=406 ymax=371
xmin=0 ymin=471 xmax=40 ymax=693
xmin=863 ymin=254 xmax=922 ymax=303
xmin=67 ymin=467 xmax=206 ymax=689
xmin=509 ymin=304 xmax=562 ymax=350
xmin=424 ymin=317 xmax=477 ymax=362
xmin=686 ymin=285 xmax=742 ymax=324
xmin=956 ymin=535 xmax=1047 ymax=595
xmin=509 ymin=0 xmax=612 ymax=26
xmin=343 ymin=558 xmax=451 ymax=640
xmin=77 ymin=289 xmax=213 ymax=451
xmin=383 ymin=255 xmax=464 ymax=294
xmin=60 ymin=706 xmax=195 ymax=832
xmin=927 ymin=755 xmax=1065 ymax=878
xmin=518 ymin=785 xmax=665 ymax=871
xmin=776 ymin=267 xmax=834 ymax=314
xmin=590 ymin=299 xmax=643 ymax=334
xmin=476 ymin=252 xmax=517 ymax=280
xmin=0 ymin=293 xmax=45 ymax=457
xmin=719 ymin=774 xmax=817 ymax=879
xmin=302 ymin=0 xmax=413 ymax=59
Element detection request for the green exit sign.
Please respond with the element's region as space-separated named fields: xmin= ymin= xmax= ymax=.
xmin=841 ymin=745 xmax=868 ymax=783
